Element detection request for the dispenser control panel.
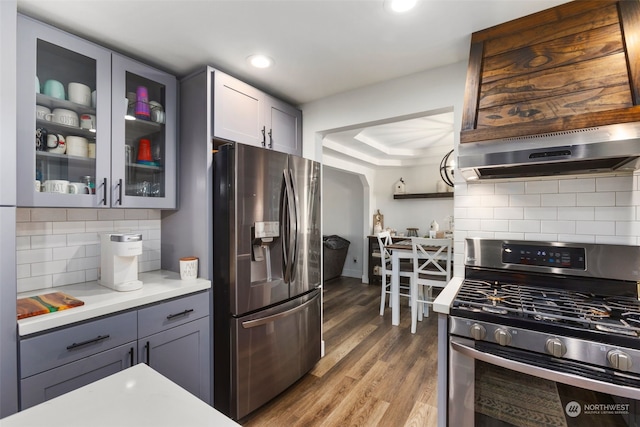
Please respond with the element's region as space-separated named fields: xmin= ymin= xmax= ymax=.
xmin=254 ymin=221 xmax=279 ymax=239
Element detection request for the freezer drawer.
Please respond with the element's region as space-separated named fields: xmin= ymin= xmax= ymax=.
xmin=232 ymin=290 xmax=321 ymax=420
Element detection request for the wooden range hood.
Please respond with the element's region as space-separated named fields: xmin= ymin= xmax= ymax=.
xmin=458 ymin=0 xmax=640 ymax=180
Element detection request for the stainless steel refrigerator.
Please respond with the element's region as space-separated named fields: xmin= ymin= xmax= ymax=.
xmin=212 ymin=142 xmax=321 ymax=420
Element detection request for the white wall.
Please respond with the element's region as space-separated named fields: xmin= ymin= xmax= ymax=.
xmin=322 ymin=167 xmax=364 ymax=279
xmin=303 ymin=58 xmax=640 ymax=281
xmin=373 ymin=166 xmax=453 ymax=236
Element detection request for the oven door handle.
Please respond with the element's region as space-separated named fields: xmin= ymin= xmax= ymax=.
xmin=451 ymin=340 xmax=640 ymax=400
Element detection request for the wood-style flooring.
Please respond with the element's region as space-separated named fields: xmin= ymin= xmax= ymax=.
xmin=241 ymin=276 xmax=439 ymax=427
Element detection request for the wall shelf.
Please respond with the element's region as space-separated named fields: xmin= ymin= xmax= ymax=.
xmin=393 ymin=192 xmax=453 ymax=200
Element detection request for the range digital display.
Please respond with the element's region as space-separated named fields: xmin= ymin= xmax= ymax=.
xmin=502 ymin=243 xmax=586 ymax=270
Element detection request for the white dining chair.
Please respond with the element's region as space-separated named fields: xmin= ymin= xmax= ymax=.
xmin=410 ymin=237 xmax=452 ymax=333
xmin=377 ymin=231 xmax=412 ymax=316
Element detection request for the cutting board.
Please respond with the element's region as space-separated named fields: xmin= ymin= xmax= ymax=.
xmin=17 ymin=292 xmax=84 ymax=320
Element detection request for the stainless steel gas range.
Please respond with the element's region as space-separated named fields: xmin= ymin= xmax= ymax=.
xmin=447 ymin=238 xmax=640 ymax=427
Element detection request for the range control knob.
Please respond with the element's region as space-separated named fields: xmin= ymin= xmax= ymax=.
xmin=470 ymin=323 xmax=486 ymax=340
xmin=608 ymin=350 xmax=633 ymax=371
xmin=545 ymin=338 xmax=567 ymax=357
xmin=494 ymin=328 xmax=512 ymax=346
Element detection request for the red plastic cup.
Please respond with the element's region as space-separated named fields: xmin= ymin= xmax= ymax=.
xmin=137 ymin=138 xmax=152 ymax=162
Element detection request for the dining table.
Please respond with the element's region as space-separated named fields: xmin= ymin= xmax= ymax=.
xmin=386 ymin=238 xmax=453 ymax=326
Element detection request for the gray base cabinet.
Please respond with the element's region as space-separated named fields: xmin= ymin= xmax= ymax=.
xmin=20 ymin=343 xmax=135 ymax=409
xmin=138 ymin=316 xmax=210 ymax=401
xmin=19 ymin=291 xmax=211 ymax=410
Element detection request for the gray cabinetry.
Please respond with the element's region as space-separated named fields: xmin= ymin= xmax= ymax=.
xmin=20 ymin=343 xmax=135 ymax=409
xmin=19 ymin=311 xmax=137 ymax=409
xmin=16 ymin=15 xmax=177 ymax=208
xmin=19 ymin=291 xmax=210 ymax=410
xmin=137 ymin=291 xmax=210 ymax=403
xmin=213 ymin=70 xmax=302 ymax=156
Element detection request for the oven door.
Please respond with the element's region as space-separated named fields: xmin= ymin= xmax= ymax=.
xmin=449 ymin=336 xmax=640 ymax=427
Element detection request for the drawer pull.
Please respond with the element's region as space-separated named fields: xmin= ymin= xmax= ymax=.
xmin=166 ymin=309 xmax=194 ymax=320
xmin=66 ymin=334 xmax=110 ymax=350
xmin=129 ymin=347 xmax=134 ymax=366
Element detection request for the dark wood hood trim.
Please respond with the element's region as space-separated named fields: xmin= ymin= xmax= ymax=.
xmin=619 ymin=0 xmax=640 ymax=105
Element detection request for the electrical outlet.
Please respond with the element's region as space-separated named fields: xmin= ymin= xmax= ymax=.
xmin=353 ymin=257 xmax=357 ymax=263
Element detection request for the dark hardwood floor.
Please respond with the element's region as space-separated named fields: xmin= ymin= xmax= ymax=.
xmin=241 ymin=276 xmax=439 ymax=427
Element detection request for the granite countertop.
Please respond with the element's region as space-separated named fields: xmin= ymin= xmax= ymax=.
xmin=17 ymin=270 xmax=211 ymax=336
xmin=433 ymin=276 xmax=463 ymax=314
xmin=0 ymin=363 xmax=239 ymax=427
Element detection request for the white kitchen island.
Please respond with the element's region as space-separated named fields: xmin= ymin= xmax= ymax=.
xmin=0 ymin=364 xmax=239 ymax=427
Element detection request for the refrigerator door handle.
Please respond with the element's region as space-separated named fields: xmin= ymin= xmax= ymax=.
xmin=287 ymin=168 xmax=298 ymax=281
xmin=281 ymin=169 xmax=297 ymax=283
xmin=241 ymin=293 xmax=318 ymax=328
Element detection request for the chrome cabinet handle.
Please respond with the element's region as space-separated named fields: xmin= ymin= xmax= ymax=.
xmin=261 ymin=126 xmax=266 ymax=147
xmin=268 ymin=128 xmax=273 ymax=148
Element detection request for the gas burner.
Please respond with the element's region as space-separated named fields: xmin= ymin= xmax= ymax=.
xmin=594 ymin=318 xmax=640 ymax=337
xmin=482 ymin=306 xmax=508 ymax=315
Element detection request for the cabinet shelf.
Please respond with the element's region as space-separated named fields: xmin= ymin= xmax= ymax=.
xmin=393 ymin=192 xmax=453 ymax=200
xmin=125 ymin=118 xmax=163 ymax=143
xmin=36 ymin=93 xmax=96 ymax=115
xmin=36 ymin=119 xmax=96 ymax=139
xmin=36 ymin=151 xmax=96 ymax=163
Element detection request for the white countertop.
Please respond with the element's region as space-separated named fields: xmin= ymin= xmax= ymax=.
xmin=0 ymin=364 xmax=239 ymax=427
xmin=17 ymin=270 xmax=211 ymax=336
xmin=433 ymin=276 xmax=463 ymax=314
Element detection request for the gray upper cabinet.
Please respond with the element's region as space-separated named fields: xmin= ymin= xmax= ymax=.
xmin=111 ymin=54 xmax=177 ymax=208
xmin=213 ymin=70 xmax=302 ymax=156
xmin=16 ymin=15 xmax=177 ymax=208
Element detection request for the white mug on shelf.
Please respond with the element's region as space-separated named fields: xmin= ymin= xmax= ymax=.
xmin=66 ymin=136 xmax=89 ymax=157
xmin=36 ymin=105 xmax=52 ymax=121
xmin=44 ymin=180 xmax=69 ymax=194
xmin=68 ymin=82 xmax=92 ymax=106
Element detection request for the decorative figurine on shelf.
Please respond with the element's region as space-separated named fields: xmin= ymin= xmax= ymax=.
xmin=373 ymin=209 xmax=384 ymax=234
xmin=394 ymin=177 xmax=406 ymax=194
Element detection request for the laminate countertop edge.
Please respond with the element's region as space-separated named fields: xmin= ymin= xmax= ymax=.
xmin=17 ymin=270 xmax=211 ymax=336
xmin=433 ymin=276 xmax=463 ymax=315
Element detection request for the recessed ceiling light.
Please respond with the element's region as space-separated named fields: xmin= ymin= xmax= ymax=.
xmin=385 ymin=0 xmax=417 ymax=13
xmin=247 ymin=54 xmax=274 ymax=69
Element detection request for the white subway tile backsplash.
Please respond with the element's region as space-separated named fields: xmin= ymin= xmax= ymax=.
xmin=558 ymin=234 xmax=595 ymax=243
xmin=494 ymin=232 xmax=525 ymax=240
xmin=596 ymin=235 xmax=636 ymax=245
xmin=125 ymin=209 xmax=150 ymax=220
xmin=616 ymin=221 xmax=640 ymax=236
xmin=558 ymin=178 xmax=595 ymax=193
xmin=97 ymin=210 xmax=126 ymax=221
xmin=53 ymin=246 xmax=85 ymax=261
xmin=471 ymin=207 xmax=494 ymax=219
xmin=17 ymin=276 xmax=52 ymax=292
xmin=494 ymin=207 xmax=524 ymax=220
xmin=16 ymin=221 xmax=51 ymax=236
xmin=597 ymin=176 xmax=633 ymax=192
xmin=541 ymin=220 xmax=576 ymax=234
xmin=541 ymin=193 xmax=576 ymax=207
xmin=455 ymin=218 xmax=482 ymax=231
xmin=524 ymin=233 xmax=559 ymax=241
xmin=595 ymin=207 xmax=634 ymax=221
xmin=16 ymin=236 xmax=30 ymax=251
xmin=576 ymin=221 xmax=615 ymax=235
xmin=31 ymin=260 xmax=68 ymax=276
xmin=31 ymin=234 xmax=67 ymax=249
xmin=495 ymin=182 xmax=525 ymax=195
xmin=52 ymin=221 xmax=85 ymax=235
xmin=616 ymin=191 xmax=640 ymax=207
xmin=456 ymin=195 xmax=483 ymax=208
xmin=30 ymin=208 xmax=67 ymax=222
xmin=557 ymin=207 xmax=594 ymax=221
xmin=16 ymin=208 xmax=162 ymax=294
xmin=67 ymin=209 xmax=98 ymax=221
xmin=52 ymin=271 xmax=86 ymax=287
xmin=467 ymin=183 xmax=495 ymax=196
xmin=17 ymin=248 xmax=52 ymax=265
xmin=577 ymin=192 xmax=615 ymax=207
xmin=524 ymin=207 xmax=557 ymax=220
xmin=482 ymin=194 xmax=509 ymax=207
xmin=509 ymin=220 xmax=540 ymax=233
xmin=481 ymin=219 xmax=509 ymax=232
xmin=525 ymin=180 xmax=558 ymax=194
xmin=510 ymin=194 xmax=541 ymax=207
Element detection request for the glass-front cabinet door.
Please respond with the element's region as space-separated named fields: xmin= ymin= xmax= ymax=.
xmin=111 ymin=54 xmax=176 ymax=209
xmin=17 ymin=15 xmax=112 ymax=208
